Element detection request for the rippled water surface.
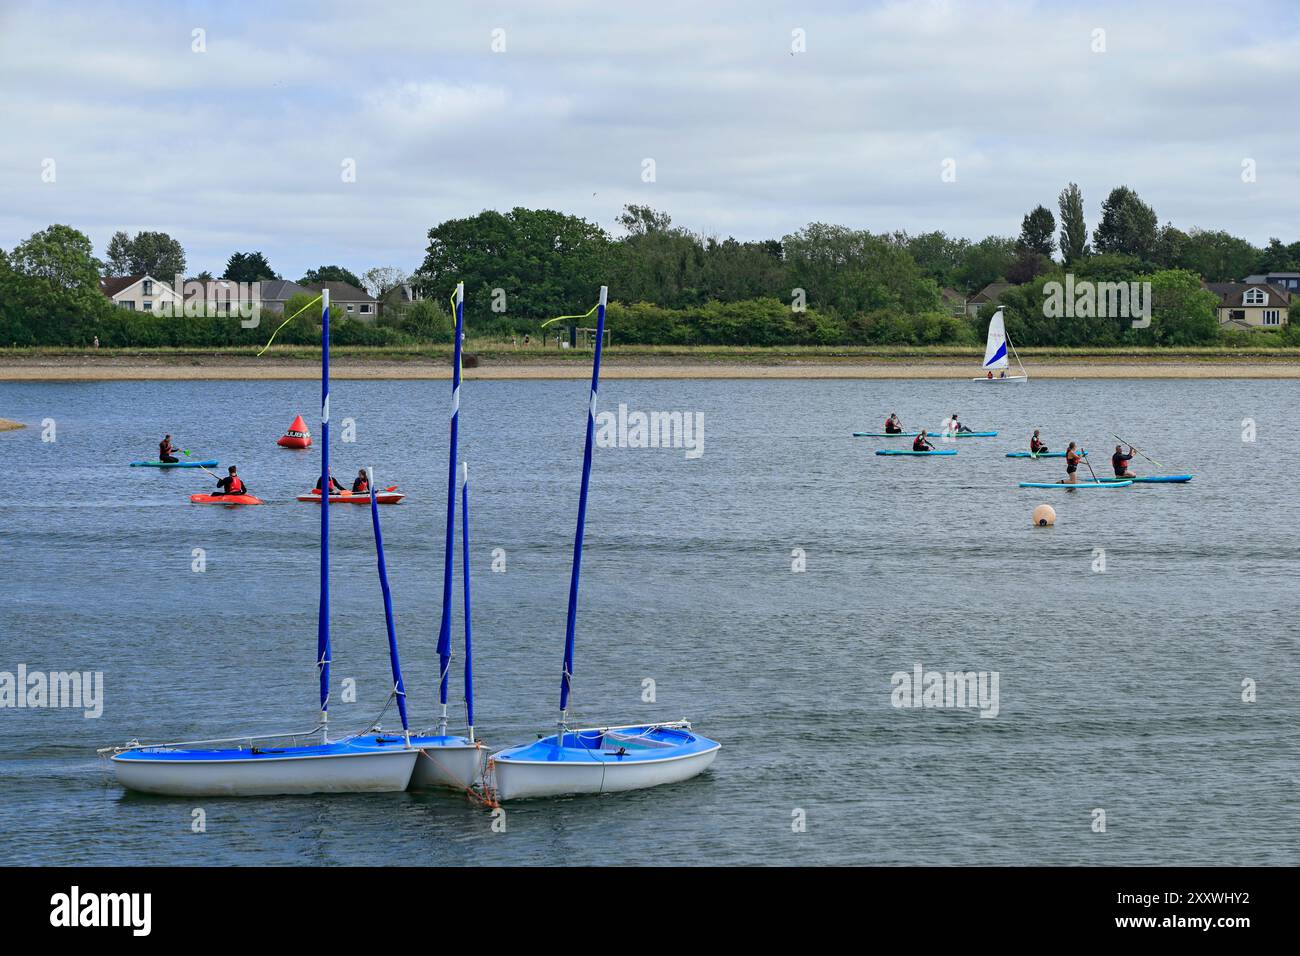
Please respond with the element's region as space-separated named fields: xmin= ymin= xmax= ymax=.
xmin=0 ymin=376 xmax=1296 ymax=865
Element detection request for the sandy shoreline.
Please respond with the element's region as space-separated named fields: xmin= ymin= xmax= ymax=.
xmin=0 ymin=418 xmax=25 ymax=430
xmin=2 ymin=358 xmax=1300 ymax=380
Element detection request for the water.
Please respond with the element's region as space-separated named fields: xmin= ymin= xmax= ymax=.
xmin=0 ymin=376 xmax=1296 ymax=866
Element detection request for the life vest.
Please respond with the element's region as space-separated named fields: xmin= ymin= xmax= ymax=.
xmin=228 ymin=476 xmax=245 ymax=494
xmin=1031 ymin=437 xmax=1042 ymax=452
xmin=354 ymin=479 xmax=368 ymax=494
xmin=1112 ymin=453 xmax=1127 ymax=475
xmin=912 ymin=437 xmax=927 ymax=451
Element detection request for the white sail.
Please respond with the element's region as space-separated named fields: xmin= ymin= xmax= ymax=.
xmin=982 ymin=309 xmax=1009 ymax=369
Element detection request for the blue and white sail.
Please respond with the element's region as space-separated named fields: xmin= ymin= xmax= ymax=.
xmin=974 ymin=308 xmax=1027 ymax=382
xmin=489 ymin=286 xmax=720 ymax=801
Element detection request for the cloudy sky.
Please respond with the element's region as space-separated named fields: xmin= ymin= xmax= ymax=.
xmin=2 ymin=0 xmax=1298 ymax=279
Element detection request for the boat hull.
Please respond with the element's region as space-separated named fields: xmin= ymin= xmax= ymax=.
xmin=405 ymin=736 xmax=487 ymax=791
xmin=110 ymin=740 xmax=417 ymax=796
xmin=972 ymin=376 xmax=1027 ymax=382
xmin=489 ymin=724 xmax=720 ymax=801
xmin=297 ymin=491 xmax=405 ymax=504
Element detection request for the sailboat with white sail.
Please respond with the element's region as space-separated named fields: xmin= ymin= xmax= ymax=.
xmin=103 ymin=290 xmax=419 ymax=796
xmin=404 ymin=282 xmax=487 ymax=791
xmin=973 ymin=307 xmax=1027 ymax=382
xmin=487 ymin=286 xmax=721 ymax=801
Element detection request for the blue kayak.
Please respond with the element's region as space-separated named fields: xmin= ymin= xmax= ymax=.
xmin=1019 ymin=480 xmax=1131 ymax=489
xmin=877 ymin=449 xmax=957 ymax=456
xmin=1005 ymin=450 xmax=1086 ymax=458
xmin=1101 ymin=475 xmax=1193 ymax=484
xmin=130 ymin=459 xmax=218 ymax=468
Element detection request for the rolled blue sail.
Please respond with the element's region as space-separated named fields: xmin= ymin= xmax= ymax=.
xmin=437 ymin=286 xmax=464 ymax=707
xmin=560 ymin=287 xmax=606 ymax=714
xmin=368 ymin=468 xmax=409 ymax=731
xmin=317 ymin=290 xmax=331 ymax=720
xmin=460 ymin=462 xmax=474 ymax=732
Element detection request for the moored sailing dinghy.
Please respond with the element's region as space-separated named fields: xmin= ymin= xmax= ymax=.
xmin=488 ymin=286 xmax=720 ymax=801
xmin=973 ymin=308 xmax=1027 ymax=382
xmin=104 ymin=290 xmax=417 ymax=796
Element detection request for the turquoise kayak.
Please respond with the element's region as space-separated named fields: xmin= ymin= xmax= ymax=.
xmin=854 ymin=432 xmax=920 ymax=438
xmin=1019 ymin=480 xmax=1131 ymax=489
xmin=1101 ymin=475 xmax=1193 ymax=484
xmin=877 ymin=449 xmax=957 ymax=456
xmin=1005 ymin=450 xmax=1087 ymax=458
xmin=130 ymin=459 xmax=218 ymax=468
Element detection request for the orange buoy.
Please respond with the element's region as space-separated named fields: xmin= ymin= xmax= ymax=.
xmin=1033 ymin=504 xmax=1056 ymax=527
xmin=278 ymin=414 xmax=312 ymax=449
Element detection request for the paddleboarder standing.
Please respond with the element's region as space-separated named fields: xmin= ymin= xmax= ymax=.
xmin=1111 ymin=445 xmax=1137 ymax=479
xmin=159 ymin=434 xmax=179 ymax=464
xmin=1062 ymin=443 xmax=1083 ymax=484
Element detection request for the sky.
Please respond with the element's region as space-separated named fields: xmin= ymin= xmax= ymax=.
xmin=2 ymin=0 xmax=1298 ymax=280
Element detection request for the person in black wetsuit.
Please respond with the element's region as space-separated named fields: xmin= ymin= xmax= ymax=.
xmin=313 ymin=470 xmax=345 ymax=495
xmin=352 ymin=469 xmax=370 ymax=494
xmin=214 ymin=465 xmax=247 ymax=496
xmin=1111 ymin=445 xmax=1136 ymax=479
xmin=1030 ymin=430 xmax=1049 ymax=455
xmin=912 ymin=430 xmax=935 ymax=452
xmin=884 ymin=412 xmax=903 ymax=434
xmin=1062 ymin=443 xmax=1082 ymax=484
xmin=159 ymin=434 xmax=179 ymax=464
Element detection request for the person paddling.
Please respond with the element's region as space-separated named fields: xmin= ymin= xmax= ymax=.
xmin=884 ymin=412 xmax=904 ymax=434
xmin=159 ymin=434 xmax=179 ymax=464
xmin=1030 ymin=430 xmax=1049 ymax=455
xmin=214 ymin=465 xmax=247 ymax=497
xmin=314 ymin=469 xmax=344 ymax=495
xmin=1062 ymin=442 xmax=1083 ymax=484
xmin=351 ymin=468 xmax=369 ymax=494
xmin=912 ymin=430 xmax=935 ymax=452
xmin=1111 ymin=444 xmax=1136 ymax=479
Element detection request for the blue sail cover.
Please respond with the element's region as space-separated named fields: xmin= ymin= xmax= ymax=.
xmin=317 ymin=292 xmax=331 ymax=719
xmin=369 ymin=471 xmax=409 ymax=731
xmin=436 ymin=289 xmax=464 ymax=707
xmin=460 ymin=463 xmax=474 ymax=730
xmin=560 ymin=289 xmax=607 ymax=714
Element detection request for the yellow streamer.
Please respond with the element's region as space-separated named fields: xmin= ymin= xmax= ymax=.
xmin=540 ymin=302 xmax=598 ymax=329
xmin=256 ymin=294 xmax=323 ymax=357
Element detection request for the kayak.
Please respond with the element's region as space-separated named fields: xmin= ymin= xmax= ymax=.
xmin=854 ymin=432 xmax=921 ymax=438
xmin=131 ymin=460 xmax=218 ymax=468
xmin=297 ymin=490 xmax=405 ymax=504
xmin=1100 ymin=475 xmax=1193 ymax=484
xmin=876 ymin=449 xmax=957 ymax=456
xmin=1018 ymin=481 xmax=1131 ymax=489
xmin=189 ymin=493 xmax=263 ymax=505
xmin=1005 ymin=451 xmax=1086 ymax=458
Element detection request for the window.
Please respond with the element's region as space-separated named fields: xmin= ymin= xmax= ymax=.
xmin=143 ymin=301 xmax=153 ymax=311
xmin=1263 ymin=309 xmax=1281 ymax=325
xmin=1243 ymin=288 xmax=1266 ymax=305
xmin=346 ymin=304 xmax=355 ymax=313
xmin=118 ymin=300 xmax=135 ymax=310
xmin=143 ymin=279 xmax=153 ymax=295
xmin=360 ymin=303 xmax=373 ymax=314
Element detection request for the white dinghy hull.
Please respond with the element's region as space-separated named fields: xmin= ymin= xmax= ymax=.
xmin=110 ymin=741 xmax=418 ymax=797
xmin=489 ymin=723 xmax=720 ymax=801
xmin=407 ymin=737 xmax=488 ymax=791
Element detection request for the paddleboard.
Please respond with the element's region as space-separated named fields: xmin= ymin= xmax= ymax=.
xmin=189 ymin=493 xmax=263 ymax=505
xmin=1018 ymin=481 xmax=1131 ymax=489
xmin=938 ymin=431 xmax=997 ymax=438
xmin=1005 ymin=450 xmax=1086 ymax=458
xmin=297 ymin=491 xmax=405 ymax=504
xmin=853 ymin=432 xmax=920 ymax=438
xmin=1101 ymin=475 xmax=1193 ymax=484
xmin=877 ymin=449 xmax=957 ymax=456
xmin=131 ymin=460 xmax=218 ymax=468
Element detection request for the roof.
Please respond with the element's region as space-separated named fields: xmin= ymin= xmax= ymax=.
xmin=305 ymin=280 xmax=375 ymax=302
xmin=257 ymin=279 xmax=313 ymax=301
xmin=100 ymin=274 xmax=169 ymax=298
xmin=969 ymin=282 xmax=1012 ymax=303
xmin=940 ymin=287 xmax=965 ymax=302
xmin=1203 ymin=282 xmax=1291 ymax=308
xmin=1244 ymin=272 xmax=1300 ymax=282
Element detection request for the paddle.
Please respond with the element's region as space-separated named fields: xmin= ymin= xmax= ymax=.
xmin=1113 ymin=434 xmax=1163 ymax=469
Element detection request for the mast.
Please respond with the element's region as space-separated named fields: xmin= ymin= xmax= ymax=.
xmin=368 ymin=466 xmax=409 ymax=740
xmin=461 ymin=461 xmax=475 ymax=742
xmin=436 ymin=282 xmax=464 ymax=735
xmin=316 ymin=288 xmax=331 ymax=740
xmin=558 ymin=286 xmax=607 ymax=733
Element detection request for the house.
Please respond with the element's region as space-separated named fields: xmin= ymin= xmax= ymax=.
xmin=305 ymin=281 xmax=378 ymax=320
xmin=1203 ymin=282 xmax=1290 ymax=329
xmin=966 ymin=282 xmax=1012 ymax=317
xmin=380 ymin=282 xmax=423 ymax=316
xmin=255 ymin=279 xmax=314 ymax=312
xmin=1243 ymin=271 xmax=1300 ymax=294
xmin=99 ymin=275 xmax=182 ymax=312
xmin=940 ymin=287 xmax=966 ymax=316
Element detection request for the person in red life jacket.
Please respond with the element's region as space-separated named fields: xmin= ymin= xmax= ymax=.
xmin=1030 ymin=430 xmax=1049 ymax=454
xmin=884 ymin=412 xmax=903 ymax=434
xmin=987 ymin=370 xmax=994 ymax=379
xmin=912 ymin=430 xmax=935 ymax=452
xmin=159 ymin=434 xmax=179 ymax=464
xmin=1061 ymin=442 xmax=1083 ymax=483
xmin=313 ymin=469 xmax=345 ymax=496
xmin=214 ymin=465 xmax=246 ymax=496
xmin=351 ymin=469 xmax=369 ymax=494
xmin=1111 ymin=444 xmax=1136 ymax=479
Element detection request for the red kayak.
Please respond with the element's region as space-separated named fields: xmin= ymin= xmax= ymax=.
xmin=190 ymin=493 xmax=264 ymax=506
xmin=297 ymin=490 xmax=404 ymax=505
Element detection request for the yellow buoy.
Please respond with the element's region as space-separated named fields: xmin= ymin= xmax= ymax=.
xmin=1033 ymin=504 xmax=1056 ymax=527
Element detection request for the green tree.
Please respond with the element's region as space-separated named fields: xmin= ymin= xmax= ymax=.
xmin=105 ymin=230 xmax=133 ymax=274
xmin=1093 ymin=186 xmax=1158 ymax=260
xmin=1018 ymin=205 xmax=1056 ymax=257
xmin=223 ymin=251 xmax=277 ymax=282
xmin=955 ymin=236 xmax=1017 ymax=292
xmin=301 ymin=264 xmax=363 ymax=288
xmin=127 ymin=230 xmax=187 ymax=278
xmin=616 ymin=204 xmax=673 ymax=236
xmin=1171 ymin=229 xmax=1261 ymax=282
xmin=782 ymin=223 xmax=940 ymax=317
xmin=11 ymin=224 xmax=103 ymax=291
xmin=1057 ymin=182 xmax=1089 ymax=264
xmin=1138 ymin=269 xmax=1221 ymax=345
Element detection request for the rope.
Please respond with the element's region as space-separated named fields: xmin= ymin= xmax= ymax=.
xmin=539 ymin=302 xmax=598 ymax=330
xmin=255 ymin=294 xmax=323 ymax=356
